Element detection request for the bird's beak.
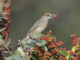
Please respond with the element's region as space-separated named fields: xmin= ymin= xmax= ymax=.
xmin=52 ymin=14 xmax=57 ymax=18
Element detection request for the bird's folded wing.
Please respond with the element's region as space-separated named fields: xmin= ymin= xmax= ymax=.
xmin=27 ymin=20 xmax=41 ymax=35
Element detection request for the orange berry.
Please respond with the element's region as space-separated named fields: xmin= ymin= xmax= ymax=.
xmin=49 ymin=53 xmax=52 ymax=56
xmin=41 ymin=48 xmax=45 ymax=52
xmin=33 ymin=48 xmax=38 ymax=50
xmin=39 ymin=54 xmax=43 ymax=56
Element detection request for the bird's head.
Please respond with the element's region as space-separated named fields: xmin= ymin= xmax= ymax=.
xmin=42 ymin=13 xmax=57 ymax=20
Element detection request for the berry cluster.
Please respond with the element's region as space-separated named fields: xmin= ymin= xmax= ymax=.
xmin=27 ymin=30 xmax=80 ymax=60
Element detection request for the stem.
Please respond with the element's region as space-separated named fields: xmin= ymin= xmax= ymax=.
xmin=4 ymin=45 xmax=13 ymax=56
xmin=3 ymin=34 xmax=13 ymax=56
xmin=18 ymin=40 xmax=23 ymax=48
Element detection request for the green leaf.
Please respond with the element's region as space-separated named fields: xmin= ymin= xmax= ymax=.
xmin=17 ymin=47 xmax=25 ymax=57
xmin=21 ymin=39 xmax=35 ymax=49
xmin=75 ymin=48 xmax=80 ymax=55
xmin=13 ymin=53 xmax=29 ymax=60
xmin=13 ymin=55 xmax=23 ymax=60
xmin=0 ymin=28 xmax=6 ymax=32
xmin=14 ymin=50 xmax=21 ymax=55
xmin=0 ymin=7 xmax=2 ymax=12
xmin=29 ymin=47 xmax=34 ymax=52
xmin=36 ymin=40 xmax=46 ymax=46
xmin=0 ymin=35 xmax=3 ymax=38
xmin=66 ymin=53 xmax=70 ymax=60
xmin=0 ymin=19 xmax=2 ymax=21
xmin=5 ymin=56 xmax=14 ymax=60
xmin=31 ymin=33 xmax=42 ymax=39
xmin=0 ymin=38 xmax=3 ymax=45
xmin=23 ymin=53 xmax=29 ymax=60
xmin=59 ymin=51 xmax=68 ymax=56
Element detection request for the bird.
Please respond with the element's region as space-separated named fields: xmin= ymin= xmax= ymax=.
xmin=24 ymin=13 xmax=57 ymax=40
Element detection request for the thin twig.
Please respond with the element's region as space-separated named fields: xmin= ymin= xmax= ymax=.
xmin=3 ymin=34 xmax=13 ymax=56
xmin=18 ymin=40 xmax=23 ymax=48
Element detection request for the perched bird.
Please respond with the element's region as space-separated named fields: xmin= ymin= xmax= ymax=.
xmin=25 ymin=13 xmax=57 ymax=39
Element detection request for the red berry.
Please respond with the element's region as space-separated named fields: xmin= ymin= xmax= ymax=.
xmin=55 ymin=56 xmax=58 ymax=58
xmin=60 ymin=56 xmax=63 ymax=60
xmin=63 ymin=58 xmax=67 ymax=60
xmin=50 ymin=43 xmax=53 ymax=46
xmin=46 ymin=56 xmax=49 ymax=58
xmin=46 ymin=36 xmax=49 ymax=40
xmin=69 ymin=51 xmax=74 ymax=56
xmin=40 ymin=38 xmax=44 ymax=40
xmin=53 ymin=46 xmax=56 ymax=48
xmin=53 ymin=14 xmax=57 ymax=18
xmin=54 ymin=42 xmax=57 ymax=45
xmin=59 ymin=41 xmax=64 ymax=45
xmin=73 ymin=42 xmax=77 ymax=46
xmin=64 ymin=48 xmax=66 ymax=50
xmin=59 ymin=48 xmax=63 ymax=50
xmin=2 ymin=30 xmax=8 ymax=36
xmin=52 ymin=50 xmax=55 ymax=54
xmin=73 ymin=39 xmax=76 ymax=42
xmin=58 ymin=43 xmax=61 ymax=46
xmin=52 ymin=37 xmax=56 ymax=41
xmin=77 ymin=38 xmax=80 ymax=41
xmin=72 ymin=37 xmax=76 ymax=40
xmin=35 ymin=52 xmax=38 ymax=55
xmin=75 ymin=56 xmax=78 ymax=60
xmin=33 ymin=48 xmax=38 ymax=50
xmin=78 ymin=47 xmax=80 ymax=48
xmin=26 ymin=49 xmax=29 ymax=53
xmin=55 ymin=43 xmax=61 ymax=47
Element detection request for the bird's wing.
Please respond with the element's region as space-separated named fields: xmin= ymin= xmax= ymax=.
xmin=27 ymin=19 xmax=41 ymax=35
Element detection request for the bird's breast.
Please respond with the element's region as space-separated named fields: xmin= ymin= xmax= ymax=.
xmin=35 ymin=22 xmax=48 ymax=33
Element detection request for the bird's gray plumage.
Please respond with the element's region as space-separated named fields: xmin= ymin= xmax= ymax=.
xmin=23 ymin=13 xmax=55 ymax=40
xmin=27 ymin=17 xmax=49 ymax=37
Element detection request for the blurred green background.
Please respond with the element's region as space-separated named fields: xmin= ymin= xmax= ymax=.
xmin=10 ymin=0 xmax=80 ymax=49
